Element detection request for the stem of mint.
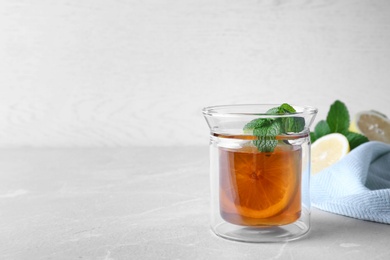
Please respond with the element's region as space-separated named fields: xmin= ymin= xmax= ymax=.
xmin=243 ymin=103 xmax=305 ymax=152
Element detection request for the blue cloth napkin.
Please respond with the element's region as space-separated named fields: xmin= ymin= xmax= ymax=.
xmin=311 ymin=141 xmax=390 ymax=224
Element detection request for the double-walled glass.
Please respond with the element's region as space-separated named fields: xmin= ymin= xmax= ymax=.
xmin=203 ymin=104 xmax=317 ymax=242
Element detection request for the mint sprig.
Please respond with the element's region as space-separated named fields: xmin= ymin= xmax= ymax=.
xmin=243 ymin=103 xmax=305 ymax=152
xmin=326 ymin=100 xmax=350 ymax=133
xmin=310 ymin=100 xmax=369 ymax=150
xmin=252 ymin=120 xmax=281 ymax=153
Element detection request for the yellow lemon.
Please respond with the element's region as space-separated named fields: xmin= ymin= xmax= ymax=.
xmin=349 ymin=120 xmax=360 ymax=133
xmin=350 ymin=111 xmax=390 ymax=144
xmin=311 ymin=133 xmax=350 ymax=175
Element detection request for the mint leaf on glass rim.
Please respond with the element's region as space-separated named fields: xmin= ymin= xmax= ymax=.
xmin=243 ymin=103 xmax=305 ymax=152
xmin=279 ymin=103 xmax=296 ymax=114
xmin=282 ymin=116 xmax=305 ymax=133
xmin=265 ymin=103 xmax=296 ymax=115
xmin=252 ymin=120 xmax=281 ymax=153
xmin=243 ymin=118 xmax=275 ymax=133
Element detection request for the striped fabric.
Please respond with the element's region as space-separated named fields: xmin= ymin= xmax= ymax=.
xmin=311 ymin=141 xmax=390 ymax=224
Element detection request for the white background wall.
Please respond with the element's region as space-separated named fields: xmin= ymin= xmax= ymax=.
xmin=1 ymin=0 xmax=389 ymax=147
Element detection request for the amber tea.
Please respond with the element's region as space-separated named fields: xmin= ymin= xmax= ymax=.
xmin=203 ymin=103 xmax=317 ymax=242
xmin=219 ymin=140 xmax=301 ymax=226
xmin=218 ymin=135 xmax=303 ymax=226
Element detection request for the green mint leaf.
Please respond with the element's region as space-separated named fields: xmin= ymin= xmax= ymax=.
xmin=266 ymin=107 xmax=280 ymax=114
xmin=282 ymin=116 xmax=305 ymax=133
xmin=310 ymin=132 xmax=317 ymax=143
xmin=243 ymin=118 xmax=274 ymax=132
xmin=279 ymin=103 xmax=296 ymax=113
xmin=314 ymin=120 xmax=331 ymax=139
xmin=243 ymin=103 xmax=304 ymax=152
xmin=253 ymin=120 xmax=281 ymax=152
xmin=266 ymin=103 xmax=296 ymax=115
xmin=344 ymin=131 xmax=369 ymax=150
xmin=275 ymin=104 xmax=304 ymax=133
xmin=326 ymin=100 xmax=350 ymax=133
xmin=311 ymin=100 xmax=369 ymax=150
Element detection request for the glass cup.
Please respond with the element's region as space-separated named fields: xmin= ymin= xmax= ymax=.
xmin=203 ymin=104 xmax=317 ymax=242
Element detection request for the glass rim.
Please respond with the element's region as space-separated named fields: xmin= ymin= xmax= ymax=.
xmin=202 ymin=104 xmax=318 ymax=118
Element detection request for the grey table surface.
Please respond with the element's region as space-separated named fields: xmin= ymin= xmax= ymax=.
xmin=0 ymin=147 xmax=389 ymax=260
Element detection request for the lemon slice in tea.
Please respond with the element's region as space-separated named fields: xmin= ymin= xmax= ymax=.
xmin=219 ymin=145 xmax=301 ymax=225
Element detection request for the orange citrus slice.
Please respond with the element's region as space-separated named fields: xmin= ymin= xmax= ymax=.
xmin=219 ymin=145 xmax=301 ymax=223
